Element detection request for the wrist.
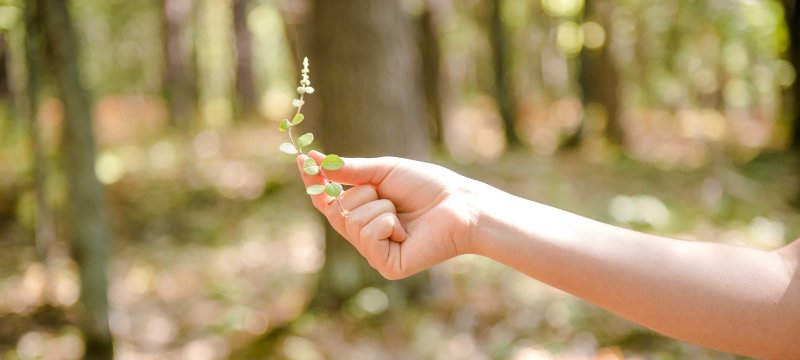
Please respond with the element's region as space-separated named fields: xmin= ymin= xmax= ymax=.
xmin=460 ymin=179 xmax=507 ymax=256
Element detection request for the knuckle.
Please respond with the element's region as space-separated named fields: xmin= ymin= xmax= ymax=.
xmin=360 ymin=184 xmax=378 ymax=198
xmin=377 ymin=199 xmax=396 ymax=213
xmin=359 ymin=226 xmax=375 ymax=243
xmin=345 ymin=214 xmax=364 ymax=239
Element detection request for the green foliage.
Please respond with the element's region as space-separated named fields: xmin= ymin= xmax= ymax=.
xmin=278 ymin=57 xmax=347 ymax=205
xmin=279 ymin=142 xmax=297 ymax=154
xmin=306 ymin=184 xmax=325 ymax=195
xmin=297 ymin=133 xmax=314 ymax=150
xmin=324 ymin=182 xmax=343 ymax=197
xmin=321 ymin=154 xmax=345 ymax=171
xmin=303 ymin=157 xmax=320 ymax=175
xmin=279 ymin=119 xmax=291 ymax=132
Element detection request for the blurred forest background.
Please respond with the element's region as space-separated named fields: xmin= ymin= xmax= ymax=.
xmin=0 ymin=0 xmax=798 ymax=358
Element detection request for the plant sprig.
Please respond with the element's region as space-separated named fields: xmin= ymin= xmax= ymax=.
xmin=279 ymin=57 xmax=349 ymax=216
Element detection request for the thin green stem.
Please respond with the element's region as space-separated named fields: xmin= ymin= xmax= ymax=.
xmin=289 ymin=93 xmax=347 ymax=215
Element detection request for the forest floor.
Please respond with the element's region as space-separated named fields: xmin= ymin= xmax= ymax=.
xmin=0 ymin=121 xmax=797 ymax=359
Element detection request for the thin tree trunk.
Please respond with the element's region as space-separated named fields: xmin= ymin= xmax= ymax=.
xmin=578 ymin=0 xmax=623 ymax=146
xmin=0 ymin=32 xmax=12 ymax=139
xmin=0 ymin=35 xmax=10 ymax=104
xmin=488 ymin=0 xmax=521 ymax=147
xmin=162 ymin=0 xmax=197 ymax=127
xmin=232 ymin=0 xmax=257 ymax=118
xmin=38 ymin=0 xmax=113 ymax=357
xmin=419 ymin=1 xmax=445 ymax=147
xmin=25 ymin=0 xmax=55 ymax=261
xmin=783 ymin=0 xmax=800 ymax=150
xmin=311 ymin=0 xmax=431 ymax=310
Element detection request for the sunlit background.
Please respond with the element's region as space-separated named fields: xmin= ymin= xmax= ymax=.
xmin=0 ymin=0 xmax=798 ymax=358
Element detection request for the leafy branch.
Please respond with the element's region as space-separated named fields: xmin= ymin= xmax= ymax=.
xmin=279 ymin=57 xmax=348 ymax=216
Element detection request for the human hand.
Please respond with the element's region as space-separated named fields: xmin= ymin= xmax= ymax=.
xmin=296 ymin=151 xmax=480 ymax=279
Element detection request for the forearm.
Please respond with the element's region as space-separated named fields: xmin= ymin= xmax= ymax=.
xmin=469 ymin=184 xmax=799 ymax=359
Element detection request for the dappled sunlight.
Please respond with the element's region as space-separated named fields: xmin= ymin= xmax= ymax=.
xmin=445 ymin=96 xmax=507 ymax=163
xmin=16 ymin=328 xmax=84 ymax=360
xmin=1 ymin=0 xmax=799 ymax=357
xmin=5 ymin=110 xmax=796 ymax=357
xmin=102 ymin=215 xmax=324 ymax=358
xmin=608 ymin=194 xmax=671 ymax=230
xmin=94 ymin=96 xmax=168 ymax=146
xmin=518 ymin=96 xmax=583 ymax=155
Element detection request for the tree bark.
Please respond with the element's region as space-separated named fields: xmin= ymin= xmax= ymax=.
xmin=232 ymin=0 xmax=258 ymax=118
xmin=488 ymin=0 xmax=521 ymax=148
xmin=38 ymin=0 xmax=114 ymax=357
xmin=783 ymin=0 xmax=800 ymax=150
xmin=310 ymin=0 xmax=432 ymax=309
xmin=162 ymin=0 xmax=198 ymax=127
xmin=25 ymin=0 xmax=55 ymax=262
xmin=578 ymin=0 xmax=623 ymax=146
xmin=418 ymin=1 xmax=445 ymax=147
xmin=0 ymin=35 xmax=10 ymax=104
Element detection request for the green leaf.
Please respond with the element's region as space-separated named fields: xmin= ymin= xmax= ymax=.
xmin=321 ymin=154 xmax=345 ymax=170
xmin=324 ymin=182 xmax=343 ymax=197
xmin=292 ymin=113 xmax=304 ymax=125
xmin=279 ymin=119 xmax=291 ymax=132
xmin=306 ymin=184 xmax=325 ymax=195
xmin=297 ymin=133 xmax=314 ymax=149
xmin=279 ymin=142 xmax=297 ymax=154
xmin=302 ymin=157 xmax=319 ymax=175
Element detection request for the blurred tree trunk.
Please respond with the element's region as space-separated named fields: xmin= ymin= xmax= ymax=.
xmin=783 ymin=0 xmax=800 ymax=150
xmin=488 ymin=0 xmax=521 ymax=147
xmin=276 ymin=0 xmax=310 ymax=68
xmin=232 ymin=0 xmax=257 ymax=118
xmin=311 ymin=0 xmax=431 ymax=310
xmin=0 ymin=33 xmax=12 ymax=140
xmin=419 ymin=1 xmax=445 ymax=147
xmin=38 ymin=0 xmax=114 ymax=357
xmin=0 ymin=35 xmax=10 ymax=105
xmin=24 ymin=0 xmax=56 ymax=261
xmin=578 ymin=0 xmax=623 ymax=147
xmin=162 ymin=0 xmax=198 ymax=127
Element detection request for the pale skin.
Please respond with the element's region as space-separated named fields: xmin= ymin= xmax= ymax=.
xmin=296 ymin=150 xmax=800 ymax=359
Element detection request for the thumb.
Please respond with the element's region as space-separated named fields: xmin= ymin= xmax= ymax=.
xmin=307 ymin=150 xmax=396 ymax=186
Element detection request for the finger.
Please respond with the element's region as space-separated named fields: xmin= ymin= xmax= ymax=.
xmin=296 ymin=154 xmax=331 ymax=211
xmin=344 ymin=199 xmax=398 ymax=246
xmin=308 ymin=150 xmax=397 ymax=186
xmin=359 ymin=212 xmax=407 ymax=245
xmin=324 ymin=185 xmax=378 ymax=220
xmin=360 ymin=213 xmax=406 ymax=272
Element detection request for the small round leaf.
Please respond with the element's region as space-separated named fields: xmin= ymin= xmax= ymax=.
xmin=279 ymin=119 xmax=291 ymax=132
xmin=279 ymin=142 xmax=297 ymax=154
xmin=303 ymin=157 xmax=319 ymax=175
xmin=321 ymin=154 xmax=345 ymax=170
xmin=324 ymin=182 xmax=343 ymax=197
xmin=297 ymin=133 xmax=314 ymax=149
xmin=292 ymin=113 xmax=305 ymax=125
xmin=306 ymin=184 xmax=325 ymax=195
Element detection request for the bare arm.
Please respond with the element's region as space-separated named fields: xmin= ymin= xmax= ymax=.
xmin=297 ymin=153 xmax=800 ymax=359
xmin=471 ymin=183 xmax=800 ymax=359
